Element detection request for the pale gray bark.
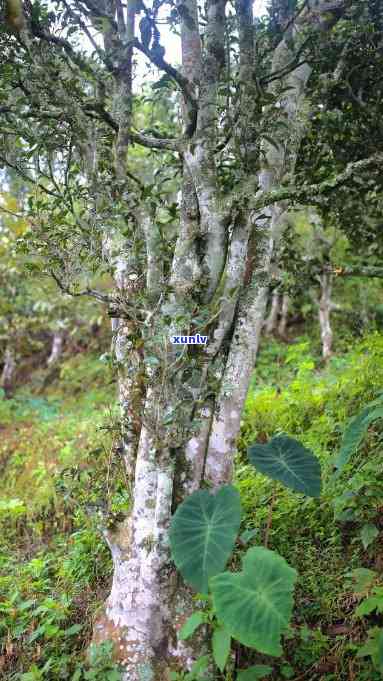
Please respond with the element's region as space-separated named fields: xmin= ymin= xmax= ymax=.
xmin=278 ymin=293 xmax=290 ymax=336
xmin=204 ymin=18 xmax=312 ymax=485
xmin=47 ymin=330 xmax=64 ymax=366
xmin=99 ymin=392 xmax=176 ymax=677
xmin=1 ymin=346 xmax=15 ymax=397
xmin=318 ymin=272 xmax=333 ymax=360
xmin=308 ymin=209 xmax=335 ymax=360
xmin=265 ymin=290 xmax=281 ymax=334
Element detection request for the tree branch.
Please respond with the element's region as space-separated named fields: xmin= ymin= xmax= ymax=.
xmin=0 ymin=155 xmax=61 ymax=198
xmin=230 ymin=152 xmax=383 ymax=215
xmin=50 ymin=270 xmax=116 ymax=304
xmin=83 ymin=96 xmax=181 ymax=151
xmin=329 ymin=265 xmax=383 ymax=278
xmin=133 ymin=37 xmax=198 ymax=138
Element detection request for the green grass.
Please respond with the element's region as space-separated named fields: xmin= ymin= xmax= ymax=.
xmin=233 ymin=331 xmax=383 ymax=679
xmin=0 ymin=352 xmax=125 ymax=679
xmin=2 ymin=333 xmax=383 ymax=679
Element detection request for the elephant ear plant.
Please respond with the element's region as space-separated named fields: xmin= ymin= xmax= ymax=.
xmin=169 ymin=435 xmax=322 ymax=678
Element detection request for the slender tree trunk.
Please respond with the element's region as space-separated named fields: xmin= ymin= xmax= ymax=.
xmin=265 ymin=290 xmax=281 ymax=334
xmin=278 ymin=293 xmax=290 ymax=337
xmin=47 ymin=330 xmax=64 ymax=366
xmin=318 ymin=272 xmax=333 ymax=360
xmin=1 ymin=346 xmax=15 ymax=398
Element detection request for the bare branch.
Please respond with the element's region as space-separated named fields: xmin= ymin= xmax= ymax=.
xmin=0 ymin=155 xmax=61 ymax=198
xmin=0 ymin=205 xmax=25 ymax=219
xmin=50 ymin=270 xmax=116 ymax=304
xmin=80 ymin=101 xmax=181 ymax=151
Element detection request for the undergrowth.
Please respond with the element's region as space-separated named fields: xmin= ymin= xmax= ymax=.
xmin=234 ymin=331 xmax=383 ymax=679
xmin=1 ymin=333 xmax=383 ymax=679
xmin=0 ymin=352 xmax=125 ymax=679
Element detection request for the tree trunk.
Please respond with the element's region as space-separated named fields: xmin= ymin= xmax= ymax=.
xmin=95 ymin=23 xmax=314 ymax=681
xmin=83 ymin=1 xmax=340 ymax=676
xmin=47 ymin=330 xmax=64 ymax=366
xmin=278 ymin=293 xmax=290 ymax=337
xmin=1 ymin=346 xmax=15 ymax=398
xmin=265 ymin=290 xmax=281 ymax=334
xmin=318 ymin=272 xmax=333 ymax=360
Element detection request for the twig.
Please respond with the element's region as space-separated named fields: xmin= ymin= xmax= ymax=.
xmin=50 ymin=270 xmax=116 ymax=305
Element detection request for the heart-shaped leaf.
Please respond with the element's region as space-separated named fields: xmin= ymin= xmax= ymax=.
xmin=169 ymin=485 xmax=241 ymax=594
xmin=248 ymin=436 xmax=321 ymax=497
xmin=210 ymin=547 xmax=297 ymax=656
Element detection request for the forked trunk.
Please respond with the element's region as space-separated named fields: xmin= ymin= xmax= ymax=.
xmin=92 ymin=1 xmax=341 ymax=677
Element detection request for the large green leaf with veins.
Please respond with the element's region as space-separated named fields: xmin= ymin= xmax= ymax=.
xmin=169 ymin=485 xmax=241 ymax=594
xmin=248 ymin=435 xmax=321 ymax=497
xmin=210 ymin=547 xmax=297 ymax=656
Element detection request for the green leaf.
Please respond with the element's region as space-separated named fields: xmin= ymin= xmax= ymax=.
xmin=64 ymin=623 xmax=83 ymax=636
xmin=239 ymin=528 xmax=258 ymax=545
xmin=19 ymin=599 xmax=36 ymax=611
xmin=334 ymin=400 xmax=383 ymax=474
xmin=179 ymin=612 xmax=206 ymax=640
xmin=186 ymin=655 xmax=210 ymax=680
xmin=348 ymin=568 xmax=377 ymax=593
xmin=357 ymin=627 xmax=383 ymax=672
xmin=210 ymin=547 xmax=297 ymax=656
xmin=106 ymin=672 xmax=121 ymax=681
xmin=28 ymin=625 xmax=46 ymax=642
xmin=360 ymin=523 xmax=379 ymax=550
xmin=355 ymin=597 xmax=383 ymax=618
xmin=169 ymin=485 xmax=242 ymax=594
xmin=212 ymin=624 xmax=231 ymax=672
xmin=247 ymin=436 xmax=321 ymax=497
xmin=237 ymin=665 xmax=273 ymax=680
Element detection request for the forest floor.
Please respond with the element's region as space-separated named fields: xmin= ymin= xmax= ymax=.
xmin=1 ymin=322 xmax=383 ymax=680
